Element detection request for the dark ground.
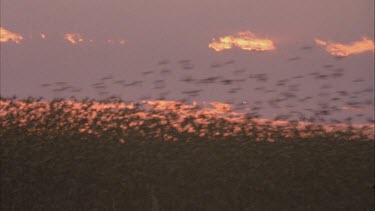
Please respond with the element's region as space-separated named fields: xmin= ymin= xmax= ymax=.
xmin=1 ymin=137 xmax=374 ymax=211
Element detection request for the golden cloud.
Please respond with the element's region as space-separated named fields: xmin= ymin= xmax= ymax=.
xmin=0 ymin=27 xmax=23 ymax=44
xmin=64 ymin=33 xmax=84 ymax=44
xmin=0 ymin=28 xmax=125 ymax=46
xmin=315 ymin=37 xmax=374 ymax=57
xmin=209 ymin=31 xmax=275 ymax=52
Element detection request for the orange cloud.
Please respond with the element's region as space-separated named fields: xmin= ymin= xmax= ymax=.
xmin=0 ymin=27 xmax=23 ymax=44
xmin=209 ymin=31 xmax=275 ymax=52
xmin=40 ymin=33 xmax=46 ymax=39
xmin=315 ymin=37 xmax=375 ymax=57
xmin=64 ymin=33 xmax=84 ymax=44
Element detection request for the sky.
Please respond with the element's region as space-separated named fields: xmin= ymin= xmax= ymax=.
xmin=1 ymin=0 xmax=374 ymax=123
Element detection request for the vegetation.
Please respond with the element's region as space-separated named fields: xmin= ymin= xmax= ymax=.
xmin=1 ymin=97 xmax=374 ymax=210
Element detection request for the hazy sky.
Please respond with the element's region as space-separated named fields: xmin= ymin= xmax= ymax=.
xmin=1 ymin=0 xmax=374 ymax=122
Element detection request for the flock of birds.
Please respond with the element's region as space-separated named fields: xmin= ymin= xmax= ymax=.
xmin=39 ymin=45 xmax=374 ymax=124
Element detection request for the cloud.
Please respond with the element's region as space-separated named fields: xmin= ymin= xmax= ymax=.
xmin=64 ymin=33 xmax=126 ymax=46
xmin=315 ymin=37 xmax=374 ymax=57
xmin=64 ymin=33 xmax=84 ymax=44
xmin=0 ymin=27 xmax=23 ymax=44
xmin=209 ymin=31 xmax=275 ymax=52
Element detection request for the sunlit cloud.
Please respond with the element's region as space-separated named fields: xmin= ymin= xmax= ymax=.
xmin=64 ymin=33 xmax=84 ymax=44
xmin=1 ymin=29 xmax=127 ymax=46
xmin=209 ymin=31 xmax=275 ymax=52
xmin=315 ymin=37 xmax=375 ymax=57
xmin=0 ymin=27 xmax=23 ymax=44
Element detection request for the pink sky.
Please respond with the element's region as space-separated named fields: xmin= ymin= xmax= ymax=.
xmin=1 ymin=0 xmax=374 ymax=123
